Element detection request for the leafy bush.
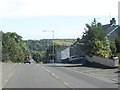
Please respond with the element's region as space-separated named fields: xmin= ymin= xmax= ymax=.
xmin=115 ymin=37 xmax=120 ymax=53
xmin=116 ymin=53 xmax=120 ymax=64
xmin=82 ymin=19 xmax=113 ymax=58
xmin=110 ymin=43 xmax=116 ymax=55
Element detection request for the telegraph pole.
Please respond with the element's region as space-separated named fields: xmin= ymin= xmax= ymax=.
xmin=52 ymin=30 xmax=54 ymax=63
xmin=42 ymin=30 xmax=55 ymax=63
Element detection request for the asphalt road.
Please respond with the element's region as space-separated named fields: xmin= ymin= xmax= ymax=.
xmin=3 ymin=63 xmax=118 ymax=88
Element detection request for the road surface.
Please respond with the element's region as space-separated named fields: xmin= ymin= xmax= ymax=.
xmin=3 ymin=63 xmax=118 ymax=89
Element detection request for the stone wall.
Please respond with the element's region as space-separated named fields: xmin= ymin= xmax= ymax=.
xmin=87 ymin=55 xmax=119 ymax=67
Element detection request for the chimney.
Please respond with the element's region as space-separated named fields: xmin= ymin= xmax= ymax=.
xmin=77 ymin=38 xmax=80 ymax=42
xmin=110 ymin=18 xmax=116 ymax=25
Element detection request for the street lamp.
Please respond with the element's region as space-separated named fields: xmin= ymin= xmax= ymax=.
xmin=42 ymin=30 xmax=55 ymax=63
xmin=52 ymin=30 xmax=55 ymax=63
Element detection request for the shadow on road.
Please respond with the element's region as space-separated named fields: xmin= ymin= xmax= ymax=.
xmin=47 ymin=61 xmax=118 ymax=70
xmin=49 ymin=64 xmax=82 ymax=67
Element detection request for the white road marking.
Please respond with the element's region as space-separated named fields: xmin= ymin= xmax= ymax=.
xmin=39 ymin=65 xmax=75 ymax=89
xmin=51 ymin=73 xmax=59 ymax=79
xmin=64 ymin=82 xmax=69 ymax=85
xmin=40 ymin=66 xmax=59 ymax=79
xmin=44 ymin=69 xmax=50 ymax=73
xmin=40 ymin=66 xmax=50 ymax=73
xmin=41 ymin=66 xmax=44 ymax=69
xmin=63 ymin=82 xmax=75 ymax=90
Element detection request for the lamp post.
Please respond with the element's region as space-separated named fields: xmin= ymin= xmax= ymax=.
xmin=52 ymin=30 xmax=55 ymax=63
xmin=42 ymin=30 xmax=55 ymax=63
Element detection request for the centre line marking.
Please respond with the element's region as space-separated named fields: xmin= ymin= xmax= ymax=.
xmin=51 ymin=73 xmax=59 ymax=79
xmin=64 ymin=82 xmax=69 ymax=85
xmin=44 ymin=69 xmax=50 ymax=72
xmin=63 ymin=82 xmax=74 ymax=89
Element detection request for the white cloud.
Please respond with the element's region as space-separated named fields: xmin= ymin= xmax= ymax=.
xmin=0 ymin=0 xmax=119 ymax=18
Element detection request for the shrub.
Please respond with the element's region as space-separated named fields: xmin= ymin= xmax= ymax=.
xmin=116 ymin=53 xmax=120 ymax=64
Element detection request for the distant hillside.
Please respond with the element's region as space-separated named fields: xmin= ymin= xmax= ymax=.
xmin=24 ymin=39 xmax=76 ymax=52
xmin=54 ymin=39 xmax=76 ymax=46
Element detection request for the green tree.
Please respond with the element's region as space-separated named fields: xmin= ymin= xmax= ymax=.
xmin=110 ymin=43 xmax=116 ymax=55
xmin=115 ymin=37 xmax=120 ymax=63
xmin=82 ymin=19 xmax=111 ymax=58
xmin=2 ymin=32 xmax=25 ymax=63
xmin=115 ymin=37 xmax=120 ymax=53
xmin=32 ymin=51 xmax=44 ymax=63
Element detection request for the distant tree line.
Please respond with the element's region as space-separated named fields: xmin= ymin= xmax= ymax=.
xmin=24 ymin=39 xmax=53 ymax=52
xmin=24 ymin=39 xmax=73 ymax=63
xmin=24 ymin=39 xmax=62 ymax=63
xmin=1 ymin=31 xmax=75 ymax=63
xmin=24 ymin=39 xmax=53 ymax=63
xmin=1 ymin=33 xmax=55 ymax=63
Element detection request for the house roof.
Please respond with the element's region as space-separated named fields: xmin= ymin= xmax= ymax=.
xmin=102 ymin=24 xmax=120 ymax=42
xmin=71 ymin=39 xmax=84 ymax=47
xmin=101 ymin=18 xmax=120 ymax=42
xmin=103 ymin=25 xmax=119 ymax=36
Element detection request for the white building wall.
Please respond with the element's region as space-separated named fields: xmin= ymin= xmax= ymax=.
xmin=61 ymin=47 xmax=70 ymax=60
xmin=56 ymin=51 xmax=61 ymax=63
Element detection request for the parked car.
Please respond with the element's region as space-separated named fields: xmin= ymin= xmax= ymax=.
xmin=61 ymin=58 xmax=69 ymax=63
xmin=69 ymin=55 xmax=86 ymax=64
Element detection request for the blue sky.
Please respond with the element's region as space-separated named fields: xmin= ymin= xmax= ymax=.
xmin=0 ymin=0 xmax=119 ymax=40
xmin=1 ymin=16 xmax=118 ymax=40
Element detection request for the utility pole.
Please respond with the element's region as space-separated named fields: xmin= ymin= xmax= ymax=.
xmin=42 ymin=30 xmax=55 ymax=63
xmin=52 ymin=30 xmax=55 ymax=63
